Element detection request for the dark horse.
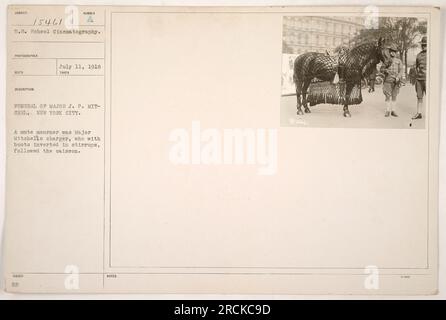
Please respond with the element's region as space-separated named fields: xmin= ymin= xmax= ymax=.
xmin=293 ymin=38 xmax=393 ymax=117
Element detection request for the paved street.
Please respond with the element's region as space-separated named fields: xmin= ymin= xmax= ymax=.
xmin=280 ymin=84 xmax=426 ymax=129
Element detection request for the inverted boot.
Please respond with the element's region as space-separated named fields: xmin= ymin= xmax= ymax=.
xmin=412 ymin=113 xmax=422 ymax=120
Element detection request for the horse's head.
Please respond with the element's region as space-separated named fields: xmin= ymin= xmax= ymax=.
xmin=376 ymin=37 xmax=393 ymax=68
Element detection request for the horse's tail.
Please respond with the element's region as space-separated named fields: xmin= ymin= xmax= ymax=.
xmin=293 ymin=71 xmax=298 ymax=84
xmin=292 ymin=58 xmax=299 ymax=84
xmin=293 ymin=55 xmax=304 ymax=84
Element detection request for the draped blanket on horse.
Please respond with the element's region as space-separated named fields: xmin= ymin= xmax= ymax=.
xmin=294 ymin=51 xmax=364 ymax=107
xmin=307 ymin=80 xmax=362 ymax=106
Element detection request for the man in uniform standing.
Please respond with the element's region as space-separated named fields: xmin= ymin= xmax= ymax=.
xmin=368 ymin=66 xmax=377 ymax=93
xmin=412 ymin=36 xmax=427 ymax=120
xmin=380 ymin=43 xmax=403 ymax=117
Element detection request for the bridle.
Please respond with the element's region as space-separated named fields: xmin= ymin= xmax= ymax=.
xmin=376 ymin=44 xmax=392 ymax=67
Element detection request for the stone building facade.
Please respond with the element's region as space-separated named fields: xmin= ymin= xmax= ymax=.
xmin=283 ymin=16 xmax=364 ymax=55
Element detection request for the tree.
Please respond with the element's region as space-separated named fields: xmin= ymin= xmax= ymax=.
xmin=351 ymin=17 xmax=426 ymax=76
xmin=391 ymin=18 xmax=427 ymax=76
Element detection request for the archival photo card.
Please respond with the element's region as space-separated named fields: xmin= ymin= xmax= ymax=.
xmin=281 ymin=15 xmax=429 ymax=129
xmin=3 ymin=5 xmax=440 ymax=295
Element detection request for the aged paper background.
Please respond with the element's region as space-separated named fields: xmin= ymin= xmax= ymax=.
xmin=0 ymin=3 xmax=444 ymax=297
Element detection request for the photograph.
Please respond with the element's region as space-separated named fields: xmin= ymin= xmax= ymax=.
xmin=281 ymin=16 xmax=428 ymax=128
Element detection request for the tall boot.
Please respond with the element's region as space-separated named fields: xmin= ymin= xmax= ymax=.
xmin=412 ymin=100 xmax=423 ymax=119
xmin=385 ymin=101 xmax=391 ymax=117
xmin=391 ymin=101 xmax=398 ymax=117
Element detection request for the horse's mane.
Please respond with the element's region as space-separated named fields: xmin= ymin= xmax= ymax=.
xmin=344 ymin=41 xmax=379 ymax=74
xmin=348 ymin=41 xmax=377 ymax=57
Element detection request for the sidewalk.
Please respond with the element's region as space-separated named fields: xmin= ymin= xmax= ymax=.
xmin=280 ymin=85 xmax=426 ymax=129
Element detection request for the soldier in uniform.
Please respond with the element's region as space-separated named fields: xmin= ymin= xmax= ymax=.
xmin=368 ymin=66 xmax=377 ymax=93
xmin=380 ymin=43 xmax=403 ymax=117
xmin=412 ymin=36 xmax=427 ymax=120
xmin=409 ymin=64 xmax=417 ymax=86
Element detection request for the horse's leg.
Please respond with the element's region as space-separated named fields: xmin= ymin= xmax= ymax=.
xmin=302 ymin=79 xmax=311 ymax=113
xmin=295 ymin=79 xmax=304 ymax=115
xmin=343 ymin=82 xmax=354 ymax=118
xmin=343 ymin=105 xmax=351 ymax=117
